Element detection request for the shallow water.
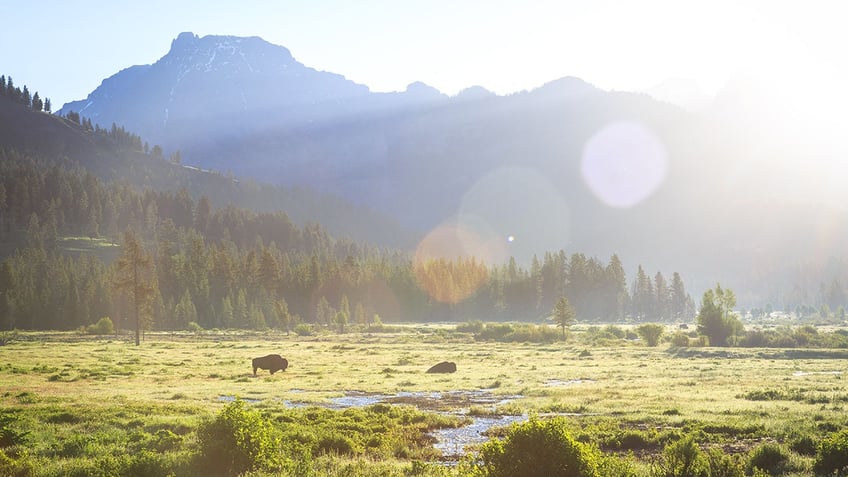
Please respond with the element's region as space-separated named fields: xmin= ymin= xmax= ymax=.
xmin=792 ymin=370 xmax=843 ymax=376
xmin=544 ymin=378 xmax=595 ymax=386
xmin=279 ymin=389 xmax=527 ymax=458
xmin=431 ymin=414 xmax=528 ymax=458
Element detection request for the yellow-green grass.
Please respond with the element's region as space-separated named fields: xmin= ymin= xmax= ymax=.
xmin=2 ymin=331 xmax=846 ymax=421
xmin=1 ymin=328 xmax=847 ymax=475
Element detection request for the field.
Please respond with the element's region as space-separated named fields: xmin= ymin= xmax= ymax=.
xmin=1 ymin=325 xmax=847 ymax=476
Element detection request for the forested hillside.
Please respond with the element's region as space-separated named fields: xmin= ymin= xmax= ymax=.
xmin=4 ymin=73 xmax=847 ymax=335
xmin=0 ymin=76 xmax=415 ymax=249
xmin=0 ymin=145 xmax=701 ymax=331
xmin=0 ymin=75 xmax=702 ymax=332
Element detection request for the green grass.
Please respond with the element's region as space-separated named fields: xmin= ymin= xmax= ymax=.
xmin=0 ymin=328 xmax=846 ymax=475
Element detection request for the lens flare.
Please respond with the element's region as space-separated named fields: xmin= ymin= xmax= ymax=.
xmin=458 ymin=167 xmax=571 ymax=263
xmin=413 ymin=222 xmax=491 ymax=304
xmin=581 ymin=121 xmax=668 ymax=208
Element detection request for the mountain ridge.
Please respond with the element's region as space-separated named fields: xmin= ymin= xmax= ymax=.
xmin=54 ymin=33 xmax=848 ymax=307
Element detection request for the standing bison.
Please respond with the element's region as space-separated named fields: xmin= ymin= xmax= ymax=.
xmin=252 ymin=354 xmax=288 ymax=375
xmin=426 ymin=361 xmax=457 ymax=373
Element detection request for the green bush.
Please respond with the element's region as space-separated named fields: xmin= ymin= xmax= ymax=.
xmin=86 ymin=317 xmax=114 ymax=335
xmin=294 ymin=323 xmax=313 ymax=336
xmin=603 ymin=325 xmax=626 ymax=339
xmin=654 ymin=435 xmax=708 ymax=477
xmin=317 ymin=432 xmax=357 ymax=456
xmin=747 ymin=442 xmax=790 ymax=475
xmin=789 ymin=434 xmax=817 ymax=456
xmin=477 ymin=323 xmax=514 ymax=341
xmin=0 ymin=448 xmax=34 ymax=477
xmin=814 ymin=429 xmax=848 ymax=476
xmin=0 ymin=330 xmax=18 ymax=346
xmin=196 ymin=399 xmax=283 ymax=476
xmin=456 ymin=320 xmax=484 ymax=334
xmin=0 ymin=412 xmax=28 ymax=448
xmin=670 ymin=331 xmax=690 ymax=347
xmin=636 ymin=324 xmax=665 ymax=346
xmin=476 ymin=416 xmax=599 ymax=476
xmin=706 ymin=447 xmax=745 ymax=477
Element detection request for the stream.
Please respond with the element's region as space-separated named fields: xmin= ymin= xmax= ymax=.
xmin=223 ymin=389 xmax=530 ymax=459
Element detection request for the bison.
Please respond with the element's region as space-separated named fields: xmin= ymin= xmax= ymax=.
xmin=252 ymin=354 xmax=288 ymax=375
xmin=426 ymin=361 xmax=456 ymax=373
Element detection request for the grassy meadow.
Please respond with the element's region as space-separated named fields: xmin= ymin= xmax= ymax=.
xmin=1 ymin=325 xmax=847 ymax=475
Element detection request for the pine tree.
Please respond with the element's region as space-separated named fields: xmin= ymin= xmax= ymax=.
xmin=669 ymin=272 xmax=688 ymax=321
xmin=113 ymin=229 xmax=156 ymax=345
xmin=550 ymin=296 xmax=576 ymax=340
xmin=604 ymin=254 xmax=628 ymax=320
xmin=21 ymin=86 xmax=31 ymax=108
xmin=273 ymin=298 xmax=291 ymax=334
xmin=632 ymin=265 xmax=653 ymax=321
xmin=336 ymin=295 xmax=350 ymax=332
xmin=654 ymin=271 xmax=670 ymax=321
xmin=31 ymin=92 xmax=42 ymax=112
xmin=43 ymin=97 xmax=51 ymax=113
xmin=5 ymin=77 xmax=13 ymax=99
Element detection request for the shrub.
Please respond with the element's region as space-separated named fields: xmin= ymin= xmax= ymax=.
xmin=196 ymin=399 xmax=282 ymax=476
xmin=636 ymin=324 xmax=665 ymax=346
xmin=603 ymin=325 xmax=626 ymax=339
xmin=654 ymin=435 xmax=708 ymax=477
xmin=747 ymin=442 xmax=790 ymax=475
xmin=670 ymin=332 xmax=690 ymax=347
xmin=477 ymin=323 xmax=514 ymax=341
xmin=0 ymin=448 xmax=34 ymax=477
xmin=86 ymin=317 xmax=114 ymax=335
xmin=0 ymin=330 xmax=18 ymax=346
xmin=476 ymin=416 xmax=599 ymax=476
xmin=789 ymin=434 xmax=817 ymax=456
xmin=187 ymin=321 xmax=203 ymax=333
xmin=0 ymin=411 xmax=28 ymax=448
xmin=814 ymin=429 xmax=848 ymax=476
xmin=456 ymin=320 xmax=484 ymax=334
xmin=706 ymin=448 xmax=744 ymax=477
xmin=317 ymin=432 xmax=357 ymax=456
xmin=294 ymin=323 xmax=313 ymax=336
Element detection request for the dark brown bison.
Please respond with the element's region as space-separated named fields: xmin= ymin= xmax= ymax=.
xmin=426 ymin=361 xmax=456 ymax=373
xmin=252 ymin=354 xmax=288 ymax=375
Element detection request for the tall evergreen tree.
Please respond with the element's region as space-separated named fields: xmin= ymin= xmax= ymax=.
xmin=21 ymin=86 xmax=31 ymax=108
xmin=632 ymin=265 xmax=653 ymax=321
xmin=550 ymin=296 xmax=576 ymax=340
xmin=113 ymin=229 xmax=156 ymax=345
xmin=604 ymin=254 xmax=628 ymax=321
xmin=654 ymin=271 xmax=670 ymax=321
xmin=669 ymin=272 xmax=688 ymax=321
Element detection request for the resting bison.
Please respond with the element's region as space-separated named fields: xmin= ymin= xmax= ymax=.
xmin=426 ymin=361 xmax=456 ymax=373
xmin=252 ymin=354 xmax=288 ymax=375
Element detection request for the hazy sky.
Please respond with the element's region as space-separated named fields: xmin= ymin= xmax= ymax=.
xmin=2 ymin=1 xmax=846 ymax=109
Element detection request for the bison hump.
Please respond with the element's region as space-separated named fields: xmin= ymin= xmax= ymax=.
xmin=426 ymin=361 xmax=457 ymax=373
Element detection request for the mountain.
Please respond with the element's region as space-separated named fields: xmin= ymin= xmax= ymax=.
xmin=643 ymin=78 xmax=713 ymax=112
xmin=2 ymin=93 xmax=416 ymax=249
xmin=59 ymin=32 xmax=449 ymax=160
xmin=59 ymin=33 xmax=848 ymax=307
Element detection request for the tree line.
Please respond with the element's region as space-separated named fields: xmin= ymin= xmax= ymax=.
xmin=0 ymin=150 xmax=704 ymax=333
xmin=0 ymin=75 xmax=51 ymax=113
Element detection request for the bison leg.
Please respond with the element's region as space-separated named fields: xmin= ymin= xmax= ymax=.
xmin=253 ymin=367 xmax=258 ymax=376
